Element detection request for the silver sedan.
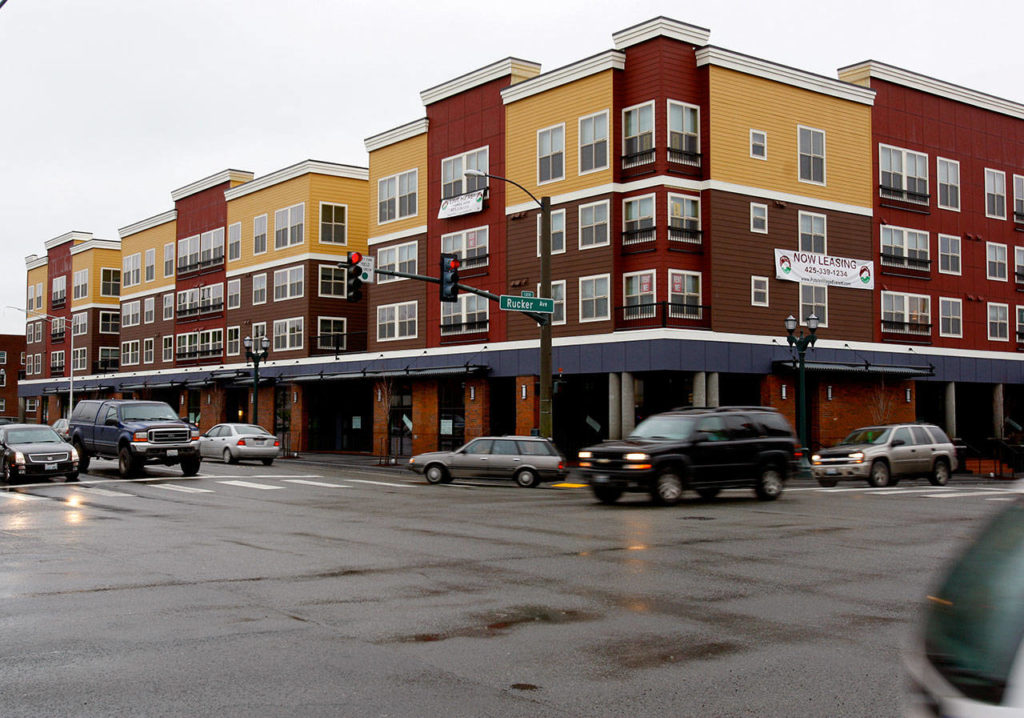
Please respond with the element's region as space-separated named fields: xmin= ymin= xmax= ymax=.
xmin=199 ymin=423 xmax=280 ymax=465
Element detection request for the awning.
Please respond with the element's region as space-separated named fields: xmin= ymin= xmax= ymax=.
xmin=279 ymin=364 xmax=489 ymax=383
xmin=119 ymin=381 xmax=184 ymax=390
xmin=773 ymin=359 xmax=934 ymax=378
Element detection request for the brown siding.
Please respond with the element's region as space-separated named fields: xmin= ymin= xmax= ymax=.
xmin=367 ymin=234 xmax=428 ymax=353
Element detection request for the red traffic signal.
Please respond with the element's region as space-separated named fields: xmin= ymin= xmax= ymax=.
xmin=349 ymin=251 xmax=362 ymax=265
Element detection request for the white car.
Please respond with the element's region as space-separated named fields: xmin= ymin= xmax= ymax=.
xmin=199 ymin=423 xmax=280 ymax=465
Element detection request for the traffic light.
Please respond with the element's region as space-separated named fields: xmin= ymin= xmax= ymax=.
xmin=440 ymin=253 xmax=460 ymax=302
xmin=344 ymin=251 xmax=363 ymax=301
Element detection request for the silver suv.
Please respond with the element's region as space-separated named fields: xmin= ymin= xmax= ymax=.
xmin=811 ymin=423 xmax=957 ymax=488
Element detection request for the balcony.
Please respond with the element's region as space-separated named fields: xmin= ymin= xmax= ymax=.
xmin=880 ymin=251 xmax=931 ymax=277
xmin=614 ymin=302 xmax=711 ymax=330
xmin=1015 ymin=211 xmax=1024 ymax=226
xmin=440 ymin=319 xmax=488 ymax=344
xmin=93 ymin=359 xmax=119 ymax=373
xmin=621 ymin=224 xmax=656 ymax=252
xmin=668 ymin=148 xmax=701 ymax=169
xmin=50 ymin=363 xmax=65 ymax=375
xmin=176 ymin=252 xmax=225 ymax=276
xmin=668 ymin=223 xmax=703 ymax=251
xmin=177 ymin=300 xmax=224 ymax=321
xmin=51 ymin=293 xmax=66 ymax=309
xmin=881 ymin=319 xmax=932 ymax=340
xmin=50 ymin=330 xmax=66 ymax=344
xmin=879 ymin=184 xmax=930 ymax=208
xmin=311 ymin=331 xmax=368 ymax=357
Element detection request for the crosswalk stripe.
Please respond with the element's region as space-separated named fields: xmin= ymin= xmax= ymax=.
xmin=152 ymin=483 xmax=214 ymax=494
xmin=282 ymin=479 xmax=350 ymax=488
xmin=78 ymin=488 xmax=134 ymax=498
xmin=218 ymin=480 xmax=284 ymax=490
xmin=344 ymin=479 xmax=413 ymax=488
xmin=924 ymin=491 xmax=1011 ymax=499
xmin=1 ymin=491 xmax=45 ymax=501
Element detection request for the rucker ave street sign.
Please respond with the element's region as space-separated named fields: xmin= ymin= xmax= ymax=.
xmin=499 ymin=294 xmax=554 ymax=313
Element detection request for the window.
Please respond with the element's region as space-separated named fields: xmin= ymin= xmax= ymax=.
xmin=1016 ymin=248 xmax=1024 ymax=286
xmin=377 ymin=301 xmax=418 ymax=341
xmin=253 ymin=214 xmax=268 ymax=255
xmin=1018 ymin=306 xmax=1024 ymax=343
xmin=668 ymin=101 xmax=699 ymax=165
xmin=227 ymin=279 xmax=240 ymax=310
xmin=937 ymin=158 xmax=960 ymax=211
xmin=199 ymin=284 xmax=223 ymax=314
xmin=799 ymin=212 xmax=827 ymax=254
xmin=251 ymin=322 xmax=267 ymax=345
xmin=669 ymin=270 xmax=702 ymax=319
xmin=228 ymin=222 xmax=241 ymax=261
xmin=51 ymin=276 xmax=66 ymax=304
xmin=226 ymin=326 xmax=240 ymax=356
xmin=144 ymin=296 xmax=155 ymax=324
xmin=623 ymin=102 xmax=654 ymax=164
xmin=199 ymin=329 xmax=222 ymax=358
xmin=121 ymin=340 xmax=140 ymax=366
xmin=750 ymin=203 xmax=768 ymax=234
xmin=938 ymin=235 xmax=961 ymax=275
xmin=579 ymin=111 xmax=608 ymax=173
xmin=274 ymin=203 xmax=305 ymax=248
xmin=163 ymin=293 xmax=173 ymax=320
xmin=100 ymin=268 xmax=121 ymax=297
xmin=668 ymin=195 xmax=700 ymax=244
xmin=751 ymin=276 xmax=769 ymax=307
xmin=122 ymin=300 xmax=140 ymax=328
xmin=441 ymin=227 xmax=488 ymax=268
xmin=35 ymin=282 xmax=42 ymax=309
xmin=145 ymin=249 xmax=156 ymax=282
xmin=579 ymin=200 xmax=609 ymax=249
xmin=178 ymin=235 xmax=199 ymax=271
xmin=318 ymin=265 xmax=346 ymax=297
xmin=579 ymin=274 xmax=610 ymax=322
xmin=163 ymin=242 xmax=175 ymax=277
xmin=537 ymin=124 xmax=565 ymax=183
xmin=26 ymin=399 xmax=37 ymax=413
xmin=881 ymin=226 xmax=930 ymax=270
xmin=879 ymin=145 xmax=929 ymax=203
xmin=176 ymin=332 xmax=197 ymax=360
xmin=938 ymin=298 xmax=962 ymax=338
xmin=750 ymin=130 xmax=767 ymax=159
xmin=320 ymin=203 xmax=347 ymax=244
xmin=123 ymin=253 xmax=141 ymax=288
xmin=1015 ymin=175 xmax=1024 ymax=222
xmin=99 ymin=310 xmax=119 ymax=334
xmin=987 ymin=242 xmax=1008 ymax=281
xmin=272 ymin=318 xmax=303 ymax=351
xmin=50 ymin=351 xmax=64 ymax=371
xmin=72 ymin=312 xmax=87 ymax=336
xmin=623 ymin=271 xmax=656 ymax=320
xmin=176 ymin=288 xmax=198 ymax=318
xmin=200 ymin=228 xmax=224 ymax=266
xmin=798 ymin=125 xmax=825 ymax=184
xmin=800 ymin=284 xmax=827 ymax=326
xmin=252 ymin=274 xmax=267 ymax=305
xmin=143 ymin=338 xmax=154 ymax=364
xmin=0 ymin=351 xmax=5 ymax=364
xmin=882 ymin=292 xmax=931 ymax=335
xmin=537 ymin=209 xmax=566 ymax=255
xmin=73 ymin=269 xmax=88 ymax=300
xmin=441 ymin=147 xmax=488 ymax=199
xmin=273 ymin=266 xmax=304 ymax=301
xmin=377 ymin=241 xmax=417 ymax=283
xmin=162 ymin=336 xmax=173 ymax=363
xmin=986 ymin=169 xmax=1007 ymax=219
xmin=440 ymin=295 xmax=489 ymax=335
xmin=72 ymin=347 xmax=86 ymax=372
xmin=317 ymin=317 xmax=347 ymax=351
xmin=988 ymin=302 xmax=1009 ymax=341
xmin=378 ymin=169 xmax=418 ymax=223
xmin=538 ymin=280 xmax=566 ymax=325
xmin=27 ymin=283 xmax=34 ymax=311
xmin=623 ymin=195 xmax=655 ymax=245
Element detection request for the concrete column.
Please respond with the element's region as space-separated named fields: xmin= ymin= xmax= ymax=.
xmin=608 ymin=373 xmax=621 ymax=440
xmin=693 ymin=371 xmax=707 ymax=407
xmin=945 ymin=382 xmax=957 ymax=439
xmin=994 ymin=383 xmax=1005 ymax=439
xmin=707 ymin=372 xmax=720 ymax=408
xmin=621 ymin=371 xmax=635 ymax=436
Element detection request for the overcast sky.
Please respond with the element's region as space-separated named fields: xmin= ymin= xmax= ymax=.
xmin=2 ymin=0 xmax=1022 ymax=335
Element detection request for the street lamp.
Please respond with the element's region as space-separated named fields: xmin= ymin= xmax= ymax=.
xmin=785 ymin=313 xmax=818 ymax=470
xmin=465 ymin=169 xmax=553 ymax=439
xmin=7 ymin=305 xmax=75 ymax=417
xmin=243 ymin=335 xmax=270 ymax=426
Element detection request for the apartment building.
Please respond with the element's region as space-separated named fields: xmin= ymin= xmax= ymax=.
xmin=0 ymin=334 xmax=26 ymax=420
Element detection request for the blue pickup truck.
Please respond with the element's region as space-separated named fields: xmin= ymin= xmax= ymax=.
xmin=68 ymin=399 xmax=201 ymax=479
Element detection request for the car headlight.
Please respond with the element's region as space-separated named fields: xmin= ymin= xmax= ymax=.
xmin=578 ymin=450 xmax=592 ymax=459
xmin=14 ymin=451 xmax=25 ymax=465
xmin=132 ymin=431 xmax=148 ymax=442
xmin=409 ymin=457 xmax=416 ymax=464
xmin=190 ymin=429 xmax=200 ymax=440
xmin=624 ymin=452 xmax=648 ymax=461
xmin=811 ymin=454 xmax=821 ymax=463
xmin=849 ymin=451 xmax=864 ymax=462
xmin=70 ymin=447 xmax=79 ymax=461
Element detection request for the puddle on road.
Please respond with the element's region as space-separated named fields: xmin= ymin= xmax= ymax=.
xmin=597 ymin=635 xmax=744 ymax=669
xmin=389 ymin=605 xmax=600 ymax=644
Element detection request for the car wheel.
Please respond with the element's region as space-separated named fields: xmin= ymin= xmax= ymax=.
xmin=425 ymin=464 xmax=448 ymax=485
xmin=592 ymin=486 xmax=623 ymax=504
xmin=651 ymin=469 xmax=684 ymax=506
xmin=867 ymin=460 xmax=891 ymax=488
xmin=74 ymin=440 xmax=90 ymax=472
xmin=261 ymin=458 xmax=274 ymax=466
xmin=222 ymin=448 xmax=238 ymax=465
xmin=118 ymin=446 xmax=138 ymax=479
xmin=755 ymin=464 xmax=784 ymax=501
xmin=65 ymin=472 xmax=79 ymax=482
xmin=696 ymin=487 xmax=721 ymax=500
xmin=180 ymin=457 xmax=201 ymax=477
xmin=929 ymin=458 xmax=950 ymax=486
xmin=515 ymin=468 xmax=540 ymax=488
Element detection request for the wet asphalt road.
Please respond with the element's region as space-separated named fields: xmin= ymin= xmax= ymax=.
xmin=0 ymin=459 xmax=1017 ymax=717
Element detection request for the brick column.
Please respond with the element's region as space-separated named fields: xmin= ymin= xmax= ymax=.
xmin=373 ymin=380 xmax=389 ymax=458
xmin=287 ymin=384 xmax=306 ymax=453
xmin=411 ymin=381 xmax=438 ymax=455
xmin=515 ymin=375 xmax=538 ymax=436
xmin=464 ymin=378 xmax=490 ymax=441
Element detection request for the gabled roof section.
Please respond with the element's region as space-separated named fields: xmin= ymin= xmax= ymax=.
xmin=697 ymin=46 xmax=875 ymax=105
xmin=44 ymin=230 xmax=92 ymax=251
xmin=171 ymin=169 xmax=254 ymax=202
xmin=70 ymin=239 xmax=121 ymax=255
xmin=837 ymin=60 xmax=1024 ymax=121
xmin=224 ymin=160 xmax=368 ymax=201
xmin=502 ymin=50 xmax=625 ymax=105
xmin=25 ymin=254 xmax=47 ymax=270
xmin=364 ymin=118 xmax=429 ymax=153
xmin=420 ymin=57 xmax=541 ymax=106
xmin=613 ymin=16 xmax=710 ymax=50
xmin=118 ymin=209 xmax=178 ymax=239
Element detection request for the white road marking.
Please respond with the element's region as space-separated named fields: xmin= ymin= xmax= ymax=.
xmin=77 ymin=488 xmax=134 ymax=498
xmin=205 ymin=474 xmax=324 ymax=480
xmin=343 ymin=479 xmax=414 ymax=488
xmin=151 ymin=484 xmax=214 ymax=494
xmin=923 ymin=491 xmax=1013 ymax=499
xmin=218 ymin=480 xmax=284 ymax=490
xmin=871 ymin=488 xmax=958 ymax=495
xmin=282 ymin=479 xmax=350 ymax=488
xmin=1 ymin=491 xmax=45 ymax=501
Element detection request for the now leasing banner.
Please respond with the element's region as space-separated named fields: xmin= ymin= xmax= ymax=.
xmin=437 ymin=190 xmax=485 ymax=219
xmin=774 ymin=249 xmax=874 ymax=290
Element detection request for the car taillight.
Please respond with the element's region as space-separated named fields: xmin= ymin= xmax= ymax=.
xmin=558 ymin=462 xmax=564 ymax=470
xmin=793 ymin=450 xmax=803 ymax=459
xmin=273 ymin=440 xmax=280 ymax=447
xmin=237 ymin=438 xmax=246 ymax=446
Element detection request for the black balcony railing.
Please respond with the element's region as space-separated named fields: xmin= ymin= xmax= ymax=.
xmin=881 ymin=319 xmax=932 ymax=336
xmin=615 ymin=302 xmax=711 ymax=330
xmin=1015 ymin=211 xmax=1024 ymax=224
xmin=460 ymin=253 xmax=489 ymax=270
xmin=668 ymin=148 xmax=701 ymax=167
xmin=93 ymin=359 xmax=119 ymax=373
xmin=310 ymin=331 xmax=367 ymax=356
xmin=1017 ymin=330 xmax=1024 ymax=343
xmin=880 ymin=252 xmax=932 ymax=272
xmin=622 ymin=225 xmax=656 ymax=247
xmin=200 ymin=300 xmax=224 ymax=315
xmin=668 ymin=224 xmax=702 ymax=246
xmin=50 ymin=330 xmax=66 ymax=343
xmin=176 ymin=349 xmax=199 ymax=361
xmin=177 ymin=252 xmax=224 ymax=275
xmin=621 ymin=148 xmax=655 ymax=170
xmin=879 ymin=184 xmax=930 ymax=205
xmin=51 ymin=294 xmax=66 ymax=308
xmin=177 ymin=305 xmax=200 ymax=319
xmin=50 ymin=363 xmax=65 ymax=375
xmin=440 ymin=319 xmax=489 ymax=337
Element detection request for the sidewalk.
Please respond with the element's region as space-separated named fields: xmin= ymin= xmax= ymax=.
xmin=280 ymin=452 xmax=410 ymax=474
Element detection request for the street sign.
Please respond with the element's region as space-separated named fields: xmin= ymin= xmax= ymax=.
xmin=520 ymin=290 xmax=535 ymax=297
xmin=499 ymin=294 xmax=554 ymax=313
xmin=357 ymin=256 xmax=375 ymax=283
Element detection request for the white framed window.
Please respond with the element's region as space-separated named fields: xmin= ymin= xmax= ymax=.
xmin=536 ymin=209 xmax=566 ymax=256
xmin=273 ymin=266 xmax=304 ymax=301
xmin=441 ymin=146 xmax=488 ymax=199
xmin=750 ymin=203 xmax=768 ymax=234
xmin=1017 ymin=306 xmax=1024 ymax=343
xmin=882 ymin=291 xmax=931 ymax=336
xmin=163 ymin=242 xmax=175 ymax=277
xmin=99 ymin=310 xmax=119 ymax=334
xmin=440 ymin=295 xmax=489 ymax=335
xmin=579 ymin=274 xmax=610 ymax=323
xmin=143 ymin=338 xmax=154 ymax=364
xmin=227 ymin=279 xmax=241 ymax=310
xmin=988 ymin=302 xmax=1010 ymax=341
xmin=200 ymin=284 xmax=223 ymax=313
xmin=751 ymin=276 xmax=769 ymax=307
xmin=72 ymin=347 xmax=87 ymax=372
xmin=441 ymin=227 xmax=488 ymax=268
xmin=669 ymin=270 xmax=702 ymax=319
xmin=937 ymin=158 xmax=960 ymax=211
xmin=199 ymin=329 xmax=222 ymax=358
xmin=34 ymin=354 xmax=41 ymax=375
xmin=668 ymin=100 xmax=699 ymax=165
xmin=1016 ymin=248 xmax=1024 ymax=286
xmin=579 ymin=200 xmax=610 ymax=249
xmin=100 ymin=268 xmax=121 ymax=297
xmin=879 ymin=144 xmax=929 ymax=203
xmin=123 ymin=253 xmax=141 ymax=288
xmin=122 ymin=300 xmax=141 ymax=327
xmin=228 ymin=222 xmax=242 ymax=261
xmin=320 ymin=202 xmax=347 ymax=244
xmin=623 ymin=194 xmax=655 ymax=246
xmin=1014 ymin=174 xmax=1024 ymax=222
xmin=162 ymin=336 xmax=173 ymax=363
xmin=27 ymin=283 xmax=34 ymax=311
xmin=579 ymin=110 xmax=609 ymax=174
xmin=121 ymin=340 xmax=140 ymax=366
xmin=987 ymin=242 xmax=1008 ymax=281
xmin=272 ymin=317 xmax=303 ymax=351
xmin=537 ymin=280 xmax=566 ymax=325
xmin=73 ymin=269 xmax=89 ymax=300
xmin=537 ymin=124 xmax=565 ymax=184
xmin=799 ymin=212 xmax=827 ymax=254
xmin=881 ymin=226 xmax=930 ymax=270
xmin=668 ymin=194 xmax=700 ymax=245
xmin=377 ymin=301 xmax=417 ymax=341
xmin=200 ymin=228 xmax=224 ymax=267
xmin=750 ymin=129 xmax=767 ymax=160
xmin=176 ymin=332 xmax=197 ymax=360
xmin=251 ymin=322 xmax=267 ymax=345
xmin=252 ymin=273 xmax=267 ymax=305
xmin=143 ymin=296 xmax=155 ymax=324
xmin=622 ymin=101 xmax=654 ymax=164
xmin=51 ymin=275 xmax=66 ymax=304
xmin=377 ymin=241 xmax=418 ymax=283
xmin=34 ymin=322 xmax=42 ymax=343
xmin=253 ymin=214 xmax=268 ymax=255
xmin=25 ymin=399 xmax=38 ymax=413
xmin=145 ymin=248 xmax=156 ymax=282
xmin=317 ymin=317 xmax=347 ymax=351
xmin=226 ymin=326 xmax=240 ymax=356
xmin=178 ymin=234 xmax=200 ymax=271
xmin=50 ymin=351 xmax=65 ymax=371
xmin=72 ymin=312 xmax=87 ymax=336
xmin=175 ymin=288 xmax=198 ymax=319
xmin=938 ymin=235 xmax=961 ymax=275
xmin=0 ymin=351 xmax=6 ymax=364
xmin=318 ymin=265 xmax=346 ymax=297
xmin=162 ymin=293 xmax=173 ymax=320
xmin=274 ymin=203 xmax=305 ymax=249
xmin=378 ymin=169 xmax=418 ymax=224
xmin=986 ymin=169 xmax=1007 ymax=219
xmin=623 ymin=270 xmax=656 ymax=320
xmin=799 ymin=283 xmax=827 ymax=327
xmin=798 ymin=125 xmax=826 ymax=185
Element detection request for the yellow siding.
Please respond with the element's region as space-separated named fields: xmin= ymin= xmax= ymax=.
xmin=368 ymin=133 xmax=428 ymax=238
xmin=504 ymin=70 xmax=616 ymax=200
xmin=72 ymin=248 xmax=121 ymax=307
xmin=708 ymin=66 xmax=873 ymax=208
xmin=122 ymin=220 xmax=176 ymax=293
xmin=26 ymin=265 xmax=47 ymax=314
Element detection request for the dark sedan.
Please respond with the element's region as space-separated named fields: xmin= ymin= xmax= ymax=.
xmin=1 ymin=424 xmax=80 ymax=484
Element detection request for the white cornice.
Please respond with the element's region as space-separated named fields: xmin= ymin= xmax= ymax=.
xmin=70 ymin=239 xmax=121 ymax=255
xmin=25 ymin=255 xmax=47 ymax=270
xmin=697 ymin=47 xmax=875 ymax=106
xmin=44 ymin=231 xmax=92 ymax=251
xmin=364 ymin=118 xmax=429 ymax=153
xmin=368 ymin=225 xmax=427 ymax=247
xmin=171 ymin=169 xmax=254 ymax=202
xmin=502 ymin=50 xmax=625 ymax=105
xmin=118 ymin=210 xmax=177 ymax=239
xmin=119 ymin=283 xmax=174 ymax=302
xmin=224 ymin=160 xmax=368 ymax=201
xmin=420 ymin=57 xmax=542 ymax=106
xmin=224 ymin=252 xmax=349 ymax=278
xmin=612 ymin=16 xmax=710 ymax=50
xmin=838 ymin=60 xmax=1024 ymax=121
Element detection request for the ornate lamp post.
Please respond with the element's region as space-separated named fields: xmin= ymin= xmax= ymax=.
xmin=785 ymin=313 xmax=818 ymax=469
xmin=243 ymin=335 xmax=270 ymax=426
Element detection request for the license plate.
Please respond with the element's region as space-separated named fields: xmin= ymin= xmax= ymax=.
xmin=45 ymin=463 xmax=57 ymax=471
xmin=166 ymin=449 xmax=178 ymax=457
xmin=826 ymin=468 xmax=838 ymax=475
xmin=592 ymin=474 xmax=610 ymax=482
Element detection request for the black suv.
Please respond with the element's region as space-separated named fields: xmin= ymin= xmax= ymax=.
xmin=577 ymin=406 xmax=798 ymax=505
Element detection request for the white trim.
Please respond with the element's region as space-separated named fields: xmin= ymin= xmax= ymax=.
xmin=798 ymin=210 xmax=828 ymax=254
xmin=375 ymin=241 xmax=419 ymax=285
xmin=985 ymin=168 xmax=1007 ymax=220
xmin=119 ymin=284 xmax=174 ymax=302
xmin=623 ymin=269 xmax=657 ymax=308
xmin=420 ymin=57 xmax=541 ymax=106
xmin=69 ymin=238 xmax=121 ymax=255
xmin=750 ymin=276 xmax=770 ymax=307
xmin=172 ymin=169 xmax=253 ymax=202
xmin=376 ymin=168 xmax=419 ymax=226
xmin=749 ymin=129 xmax=767 ymax=160
xmin=578 ymin=109 xmax=611 ymax=176
xmin=364 ymin=118 xmax=429 ymax=152
xmin=252 ymin=273 xmax=267 ymax=306
xmin=537 ymin=122 xmax=566 ymax=185
xmin=578 ymin=199 xmax=611 ymax=250
xmin=45 ymin=230 xmax=93 ymax=250
xmin=225 ymin=252 xmax=344 ymax=278
xmin=750 ymin=202 xmax=768 ymax=234
xmin=987 ymin=241 xmax=1009 ymax=281
xmin=536 ymin=208 xmax=567 ymax=257
xmin=797 ymin=124 xmax=827 ymax=186
xmin=25 ymin=255 xmax=47 ymax=270
xmin=502 ymin=51 xmax=624 ymax=104
xmin=938 ymin=297 xmax=963 ymax=339
xmin=318 ymin=263 xmax=347 ymax=297
xmin=612 ymin=17 xmax=709 ymax=50
xmin=376 ymin=301 xmax=418 ymax=342
xmin=369 ymin=224 xmax=427 ymax=247
xmin=622 ymin=101 xmax=655 ymax=159
xmin=272 ymin=266 xmax=305 ymax=302
xmin=579 ymin=273 xmax=611 ymax=324
xmin=539 ymin=279 xmax=567 ymax=326
xmin=224 ymin=161 xmax=366 ymax=201
xmin=936 ymin=157 xmax=961 ymax=212
xmin=937 ymin=234 xmax=962 ymax=276
xmin=798 ymin=282 xmax=828 ymax=328
xmin=118 ymin=210 xmax=177 ymax=239
xmin=988 ymin=302 xmax=1010 ymax=342
xmin=318 ymin=201 xmax=348 ymax=246
xmin=271 ymin=316 xmax=305 ymax=353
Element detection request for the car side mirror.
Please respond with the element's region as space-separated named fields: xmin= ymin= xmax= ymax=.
xmin=891 ymin=438 xmax=906 ymax=447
